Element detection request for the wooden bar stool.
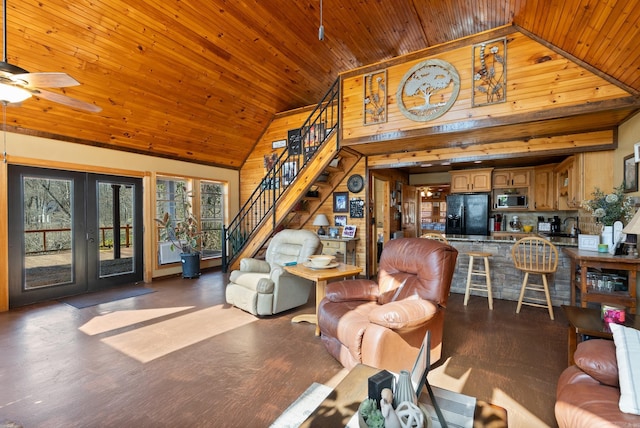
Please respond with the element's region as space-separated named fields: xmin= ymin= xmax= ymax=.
xmin=464 ymin=251 xmax=493 ymax=310
xmin=512 ymin=237 xmax=558 ymax=320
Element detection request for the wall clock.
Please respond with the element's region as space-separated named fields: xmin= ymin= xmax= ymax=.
xmin=347 ymin=174 xmax=364 ymax=193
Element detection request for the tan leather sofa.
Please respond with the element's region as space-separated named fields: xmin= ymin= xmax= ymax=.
xmin=225 ymin=229 xmax=322 ymax=316
xmin=555 ymin=339 xmax=640 ymax=427
xmin=317 ymin=237 xmax=458 ymax=373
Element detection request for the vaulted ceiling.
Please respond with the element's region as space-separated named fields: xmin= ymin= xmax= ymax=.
xmin=3 ymin=0 xmax=639 ymax=169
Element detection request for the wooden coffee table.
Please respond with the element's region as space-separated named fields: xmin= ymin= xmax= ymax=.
xmin=562 ymin=305 xmax=640 ymax=365
xmin=284 ymin=262 xmax=362 ymax=336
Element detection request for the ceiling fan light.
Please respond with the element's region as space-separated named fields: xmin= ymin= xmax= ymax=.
xmin=0 ymin=83 xmax=31 ymax=103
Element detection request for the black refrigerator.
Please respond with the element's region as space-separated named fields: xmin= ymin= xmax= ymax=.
xmin=445 ymin=193 xmax=491 ymax=235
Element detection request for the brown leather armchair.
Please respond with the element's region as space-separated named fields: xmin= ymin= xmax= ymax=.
xmin=318 ymin=237 xmax=458 ymax=373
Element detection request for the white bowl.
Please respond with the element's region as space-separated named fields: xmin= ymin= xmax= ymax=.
xmin=308 ymin=255 xmax=333 ymax=267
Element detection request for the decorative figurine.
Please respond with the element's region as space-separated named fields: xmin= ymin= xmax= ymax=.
xmin=380 ymin=388 xmax=401 ymax=428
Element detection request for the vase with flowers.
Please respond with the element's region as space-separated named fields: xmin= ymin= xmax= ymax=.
xmin=582 ymin=184 xmax=635 ymax=247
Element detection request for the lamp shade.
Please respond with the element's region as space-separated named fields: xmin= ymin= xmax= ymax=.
xmin=622 ymin=208 xmax=640 ymax=235
xmin=313 ymin=214 xmax=330 ymax=227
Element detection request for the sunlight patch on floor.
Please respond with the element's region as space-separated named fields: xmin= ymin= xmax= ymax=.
xmin=101 ymin=305 xmax=257 ymax=362
xmin=491 ymin=388 xmax=549 ymax=428
xmin=79 ymin=307 xmax=194 ymax=335
xmin=427 ymin=357 xmax=472 ymax=392
xmin=428 ymin=357 xmax=549 ymax=427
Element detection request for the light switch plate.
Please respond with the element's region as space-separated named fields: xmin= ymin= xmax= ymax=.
xmin=578 ymin=234 xmax=599 ymax=252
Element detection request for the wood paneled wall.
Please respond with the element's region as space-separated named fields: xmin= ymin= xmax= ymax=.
xmin=240 ymin=107 xmax=315 ymax=203
xmin=340 ymin=30 xmax=630 ymax=149
xmin=301 ymin=159 xmax=369 ymax=272
xmin=367 ymin=130 xmax=615 ymax=169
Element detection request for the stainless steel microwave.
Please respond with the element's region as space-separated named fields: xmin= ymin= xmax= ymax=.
xmin=496 ymin=194 xmax=527 ymax=208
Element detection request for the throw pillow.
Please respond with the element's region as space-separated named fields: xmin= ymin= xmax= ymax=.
xmin=574 ymin=339 xmax=619 ymax=387
xmin=610 ymin=323 xmax=640 ymax=415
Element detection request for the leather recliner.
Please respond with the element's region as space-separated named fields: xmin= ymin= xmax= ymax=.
xmin=318 ymin=237 xmax=458 ymax=373
xmin=225 ymin=229 xmax=322 ymax=316
xmin=555 ymin=339 xmax=640 ymax=427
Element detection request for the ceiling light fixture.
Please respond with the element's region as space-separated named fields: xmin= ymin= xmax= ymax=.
xmin=318 ymin=0 xmax=325 ymax=40
xmin=0 ymin=82 xmax=30 ymax=103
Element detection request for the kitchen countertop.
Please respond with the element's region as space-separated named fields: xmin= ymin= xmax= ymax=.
xmin=445 ymin=233 xmax=579 ymax=246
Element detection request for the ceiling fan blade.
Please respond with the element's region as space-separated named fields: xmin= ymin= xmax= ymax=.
xmin=14 ymin=72 xmax=80 ymax=88
xmin=33 ymin=89 xmax=101 ymax=113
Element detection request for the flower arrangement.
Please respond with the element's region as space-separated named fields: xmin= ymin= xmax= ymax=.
xmin=582 ymin=184 xmax=635 ymax=226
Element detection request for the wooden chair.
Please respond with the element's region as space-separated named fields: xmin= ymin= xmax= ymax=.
xmin=420 ymin=232 xmax=449 ymax=244
xmin=512 ymin=236 xmax=558 ymax=320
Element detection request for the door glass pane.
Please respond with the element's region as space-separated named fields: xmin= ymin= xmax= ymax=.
xmin=23 ymin=176 xmax=73 ymax=289
xmin=98 ymin=181 xmax=135 ymax=277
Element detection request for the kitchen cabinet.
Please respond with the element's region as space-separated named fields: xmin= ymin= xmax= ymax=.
xmin=533 ymin=165 xmax=556 ymax=210
xmin=556 ymin=151 xmax=613 ymax=210
xmin=493 ymin=168 xmax=531 ymax=188
xmin=555 ymin=156 xmax=581 ymax=209
xmin=450 ymin=168 xmax=493 ymax=193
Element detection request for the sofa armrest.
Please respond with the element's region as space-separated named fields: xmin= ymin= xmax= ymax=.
xmin=368 ymin=299 xmax=438 ymax=330
xmin=325 ymin=279 xmax=380 ymax=302
xmin=240 ymin=258 xmax=271 ymax=273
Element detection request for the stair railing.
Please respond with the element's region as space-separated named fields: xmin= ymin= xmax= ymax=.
xmin=222 ymin=78 xmax=340 ymax=271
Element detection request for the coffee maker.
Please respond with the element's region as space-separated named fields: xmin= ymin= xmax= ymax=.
xmin=551 ymin=216 xmax=562 ymax=235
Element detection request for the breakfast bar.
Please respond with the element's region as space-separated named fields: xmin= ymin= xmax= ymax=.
xmin=442 ymin=234 xmax=577 ymax=306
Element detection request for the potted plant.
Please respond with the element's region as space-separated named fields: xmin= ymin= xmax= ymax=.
xmin=155 ymin=190 xmax=202 ymax=278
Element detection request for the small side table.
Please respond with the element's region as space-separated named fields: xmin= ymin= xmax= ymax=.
xmin=563 ymin=248 xmax=639 ymax=314
xmin=561 ymin=305 xmax=640 ymax=365
xmin=319 ymin=237 xmax=359 ymax=265
xmin=284 ymin=262 xmax=362 ymax=336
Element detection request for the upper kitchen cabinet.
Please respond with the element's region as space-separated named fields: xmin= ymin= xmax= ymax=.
xmin=450 ymin=169 xmax=493 ymax=193
xmin=493 ymin=168 xmax=531 ymax=188
xmin=555 ymin=156 xmax=581 ymax=209
xmin=555 ymin=151 xmax=613 ymax=210
xmin=533 ymin=165 xmax=556 ymax=211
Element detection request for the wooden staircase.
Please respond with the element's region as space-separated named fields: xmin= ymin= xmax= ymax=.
xmin=227 ymin=133 xmax=361 ymax=271
xmin=282 ymin=147 xmax=361 ymax=229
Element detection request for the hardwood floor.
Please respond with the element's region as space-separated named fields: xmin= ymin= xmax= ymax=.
xmin=0 ymin=270 xmax=567 ymax=427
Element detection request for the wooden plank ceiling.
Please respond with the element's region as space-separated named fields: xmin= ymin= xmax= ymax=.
xmin=2 ymin=0 xmax=639 ymax=169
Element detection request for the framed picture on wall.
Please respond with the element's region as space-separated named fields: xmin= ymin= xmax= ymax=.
xmin=342 ymin=225 xmax=357 ymax=239
xmin=282 ymin=161 xmax=297 ymax=186
xmin=287 ymin=128 xmax=302 ymax=155
xmin=334 ymin=215 xmax=347 ymax=226
xmin=333 ymin=192 xmax=348 ymax=212
xmin=272 ymin=139 xmax=287 ymax=149
xmin=624 ymin=154 xmax=638 ymax=193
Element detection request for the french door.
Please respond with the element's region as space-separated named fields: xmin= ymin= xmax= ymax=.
xmin=7 ymin=166 xmax=143 ymax=307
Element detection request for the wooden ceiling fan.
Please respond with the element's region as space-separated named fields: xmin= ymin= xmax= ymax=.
xmin=0 ymin=0 xmax=101 ymax=112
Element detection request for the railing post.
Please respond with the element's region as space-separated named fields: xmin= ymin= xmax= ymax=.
xmin=222 ymin=225 xmax=228 ymax=272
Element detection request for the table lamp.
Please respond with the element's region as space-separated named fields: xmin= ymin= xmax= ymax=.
xmin=622 ymin=208 xmax=640 ymax=256
xmin=313 ymin=214 xmax=330 ymax=236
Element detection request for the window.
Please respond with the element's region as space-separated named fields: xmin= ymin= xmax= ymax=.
xmin=200 ymin=180 xmax=224 ymax=260
xmin=155 ymin=176 xmax=225 ymax=264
